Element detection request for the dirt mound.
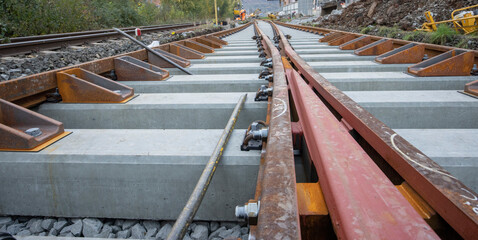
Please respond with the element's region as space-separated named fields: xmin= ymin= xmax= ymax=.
xmin=315 ymin=0 xmax=476 ymax=31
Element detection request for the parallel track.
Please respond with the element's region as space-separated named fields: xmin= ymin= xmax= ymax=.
xmin=0 ymin=23 xmax=196 ymax=56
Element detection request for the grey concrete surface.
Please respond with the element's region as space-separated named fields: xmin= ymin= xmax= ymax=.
xmin=345 ymin=90 xmax=478 ymax=129
xmin=190 ymin=55 xmax=261 ymax=64
xmin=395 ymin=129 xmax=478 ymax=192
xmin=35 ymin=92 xmax=267 ymax=129
xmin=0 ymin=129 xmax=259 ymax=221
xmin=123 ymin=74 xmax=264 ymax=93
xmin=324 ymin=72 xmax=477 ymax=91
xmin=167 ymin=63 xmax=262 ymax=75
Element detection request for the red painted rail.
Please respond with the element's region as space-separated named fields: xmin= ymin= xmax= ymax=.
xmin=284 ymin=59 xmax=439 ymax=239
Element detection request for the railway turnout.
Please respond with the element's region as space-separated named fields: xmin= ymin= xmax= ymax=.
xmin=0 ymin=20 xmax=477 ymax=239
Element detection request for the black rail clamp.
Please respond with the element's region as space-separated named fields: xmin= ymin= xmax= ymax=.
xmin=255 ymin=85 xmax=273 ymax=101
xmin=241 ymin=121 xmax=269 ymax=151
xmin=259 ymin=67 xmax=272 ymax=79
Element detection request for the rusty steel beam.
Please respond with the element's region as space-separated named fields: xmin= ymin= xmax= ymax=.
xmin=355 ymin=39 xmax=394 ymax=56
xmin=0 ymin=98 xmax=64 ymax=150
xmin=408 ymin=49 xmax=475 ymax=76
xmin=375 ymin=43 xmax=425 ymax=63
xmin=194 ymin=37 xmax=223 ymax=49
xmin=177 ymin=40 xmax=215 ymax=53
xmin=56 ymin=68 xmax=134 ymax=103
xmin=250 ymin=22 xmax=300 ymax=240
xmin=283 ymin=57 xmax=438 ymax=239
xmin=114 ymin=56 xmax=169 ymax=81
xmin=272 ymin=21 xmax=478 ymax=239
xmin=339 ymin=36 xmax=373 ymax=50
xmin=319 ymin=32 xmax=344 ymax=42
xmin=465 ymin=80 xmax=478 ymax=97
xmin=159 ymin=44 xmax=204 ymax=59
xmin=328 ymin=34 xmax=358 ymax=46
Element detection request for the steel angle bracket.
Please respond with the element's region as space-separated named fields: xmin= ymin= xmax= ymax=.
xmin=240 ymin=120 xmax=268 ymax=151
xmin=408 ymin=49 xmax=474 ymax=76
xmin=147 ymin=49 xmax=191 ymax=68
xmin=114 ymin=56 xmax=169 ymax=81
xmin=57 ymin=68 xmax=134 ymax=103
xmin=0 ymin=98 xmax=67 ymax=151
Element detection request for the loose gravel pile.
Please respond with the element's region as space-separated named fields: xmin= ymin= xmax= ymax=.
xmin=0 ymin=26 xmax=223 ymax=82
xmin=0 ymin=216 xmax=249 ymax=240
xmin=316 ymin=0 xmax=477 ymax=31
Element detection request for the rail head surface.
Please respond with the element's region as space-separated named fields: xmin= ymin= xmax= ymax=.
xmin=271 ymin=21 xmax=478 ymax=239
xmin=250 ymin=21 xmax=301 ymax=240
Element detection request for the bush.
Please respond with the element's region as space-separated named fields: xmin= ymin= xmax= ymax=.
xmin=0 ymin=0 xmax=236 ymax=37
xmin=427 ymin=24 xmax=457 ymax=45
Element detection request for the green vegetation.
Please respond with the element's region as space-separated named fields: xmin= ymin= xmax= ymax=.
xmin=427 ymin=24 xmax=457 ymax=45
xmin=0 ymin=0 xmax=238 ymax=38
xmin=360 ymin=26 xmax=372 ymax=34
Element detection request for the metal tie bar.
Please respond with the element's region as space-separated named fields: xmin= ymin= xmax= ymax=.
xmin=167 ymin=93 xmax=247 ymax=240
xmin=113 ymin=28 xmax=193 ymax=75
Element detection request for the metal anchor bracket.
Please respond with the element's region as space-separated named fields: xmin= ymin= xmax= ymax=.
xmin=255 ymin=85 xmax=273 ymax=101
xmin=262 ymin=74 xmax=274 ymax=82
xmin=260 ymin=58 xmax=272 ymax=66
xmin=259 ymin=68 xmax=272 ymax=79
xmin=241 ymin=121 xmax=268 ymax=151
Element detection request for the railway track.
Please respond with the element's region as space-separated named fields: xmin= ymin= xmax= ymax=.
xmin=0 ymin=20 xmax=477 ymax=239
xmin=0 ymin=23 xmax=197 ymax=56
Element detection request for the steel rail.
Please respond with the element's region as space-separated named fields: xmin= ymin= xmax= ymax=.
xmin=166 ymin=93 xmax=247 ymax=240
xmin=1 ymin=24 xmax=188 ymax=43
xmin=249 ymin=21 xmax=301 ymax=239
xmin=0 ymin=23 xmax=195 ymax=56
xmin=271 ymin=21 xmax=478 ymax=239
xmin=283 ymin=54 xmax=438 ymax=239
xmin=113 ymin=28 xmax=193 ymax=75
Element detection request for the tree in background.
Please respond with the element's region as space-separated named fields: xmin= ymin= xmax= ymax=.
xmin=0 ymin=0 xmax=237 ymax=38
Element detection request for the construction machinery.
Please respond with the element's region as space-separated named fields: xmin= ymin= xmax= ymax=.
xmin=268 ymin=13 xmax=277 ymax=20
xmin=418 ymin=4 xmax=478 ymax=34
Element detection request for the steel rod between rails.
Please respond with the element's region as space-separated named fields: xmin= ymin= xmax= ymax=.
xmin=167 ymin=94 xmax=247 ymax=240
xmin=113 ymin=27 xmax=193 ymax=75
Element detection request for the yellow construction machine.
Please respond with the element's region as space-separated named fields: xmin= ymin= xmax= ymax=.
xmin=268 ymin=13 xmax=277 ymax=20
xmin=418 ymin=4 xmax=478 ymax=34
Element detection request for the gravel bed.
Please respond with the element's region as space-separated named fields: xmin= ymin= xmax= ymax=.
xmin=0 ymin=26 xmax=223 ymax=82
xmin=0 ymin=216 xmax=249 ymax=240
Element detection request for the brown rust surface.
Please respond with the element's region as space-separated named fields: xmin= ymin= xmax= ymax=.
xmin=273 ymin=21 xmax=478 ymax=240
xmin=355 ymin=39 xmax=394 ymax=56
xmin=251 ymin=22 xmax=300 ymax=240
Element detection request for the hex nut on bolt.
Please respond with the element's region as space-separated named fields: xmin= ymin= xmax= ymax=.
xmin=25 ymin=128 xmax=42 ymax=137
xmin=235 ymin=200 xmax=260 ymax=225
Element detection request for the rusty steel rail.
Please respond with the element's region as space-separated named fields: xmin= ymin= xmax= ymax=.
xmin=249 ymin=21 xmax=301 ymax=239
xmin=271 ymin=21 xmax=478 ymax=239
xmin=283 ymin=54 xmax=438 ymax=239
xmin=0 ymin=23 xmax=252 ymax=108
xmin=0 ymin=23 xmax=196 ymax=56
